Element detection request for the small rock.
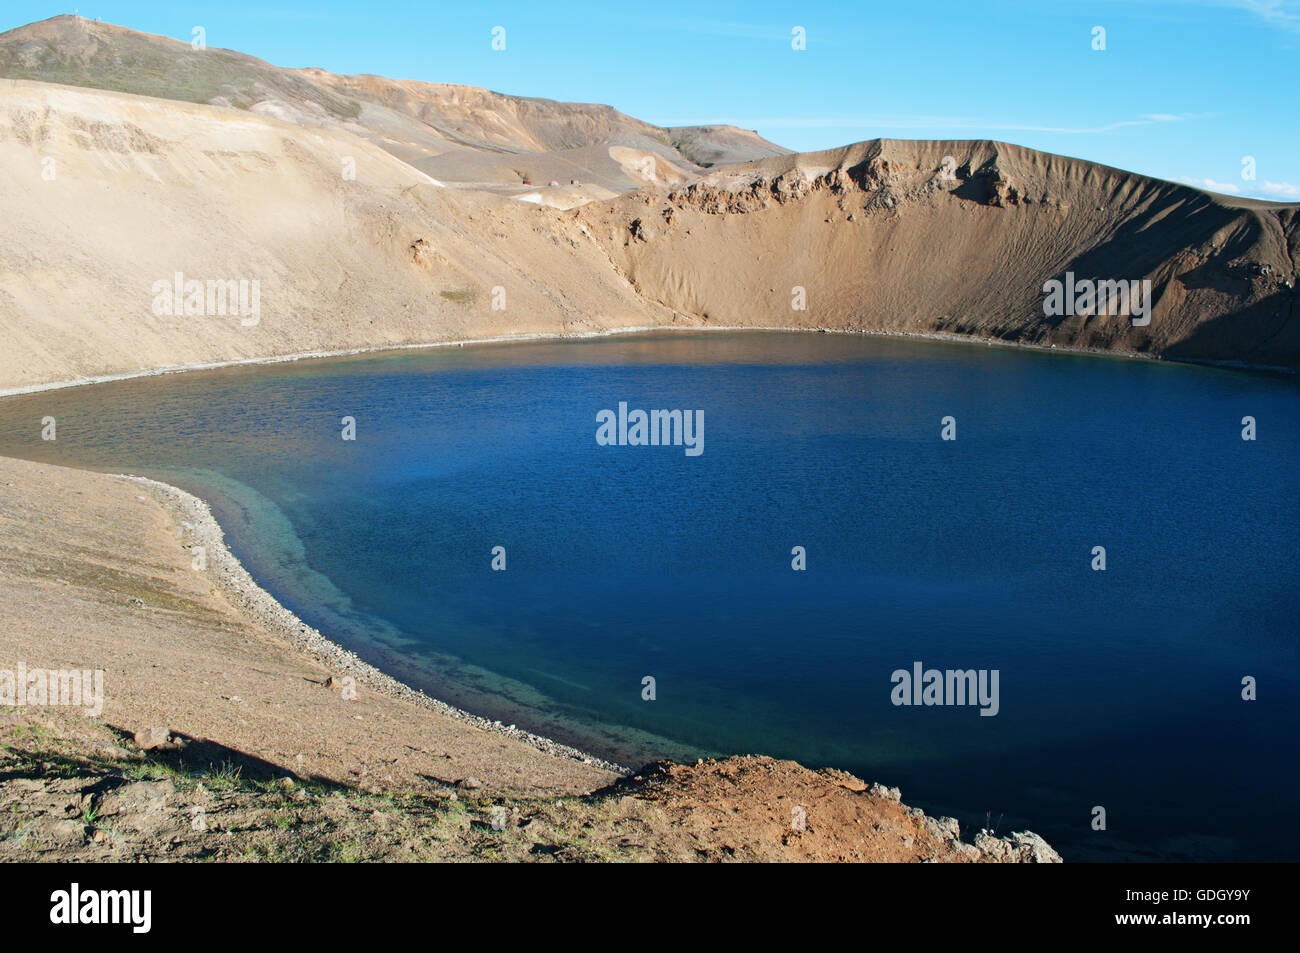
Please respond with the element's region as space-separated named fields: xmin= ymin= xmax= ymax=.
xmin=457 ymin=777 xmax=482 ymax=790
xmin=924 ymin=815 xmax=961 ymax=842
xmin=1008 ymin=830 xmax=1063 ymax=864
xmin=820 ymin=768 xmax=866 ymax=792
xmin=133 ymin=726 xmax=172 ymax=751
xmin=47 ymin=819 xmax=88 ymax=846
xmin=974 ymin=829 xmax=1062 ymax=863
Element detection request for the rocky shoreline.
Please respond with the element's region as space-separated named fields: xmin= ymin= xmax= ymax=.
xmin=119 ymin=472 xmax=630 ymax=778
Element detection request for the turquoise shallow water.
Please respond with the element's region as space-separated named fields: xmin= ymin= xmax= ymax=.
xmin=2 ymin=332 xmax=1297 ymax=861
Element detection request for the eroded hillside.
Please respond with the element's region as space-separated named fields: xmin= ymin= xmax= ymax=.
xmin=0 ymin=78 xmax=670 ymax=392
xmin=579 ymin=139 xmax=1300 ymax=365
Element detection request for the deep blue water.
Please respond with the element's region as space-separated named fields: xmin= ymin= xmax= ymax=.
xmin=2 ymin=332 xmax=1297 ymax=861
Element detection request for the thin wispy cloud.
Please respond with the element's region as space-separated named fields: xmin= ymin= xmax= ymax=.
xmin=1180 ymin=176 xmax=1242 ymax=194
xmin=1120 ymin=0 xmax=1300 ymax=34
xmin=1179 ymin=175 xmax=1300 ymax=200
xmin=1211 ymin=0 xmax=1300 ymax=32
xmin=1259 ymin=179 xmax=1300 ymax=198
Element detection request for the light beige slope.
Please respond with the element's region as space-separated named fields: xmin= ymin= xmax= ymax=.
xmin=412 ymin=139 xmax=694 ymax=192
xmin=306 ymin=73 xmax=667 ymax=154
xmin=0 ymin=78 xmax=669 ymax=392
xmin=0 ymin=16 xmax=791 ymax=192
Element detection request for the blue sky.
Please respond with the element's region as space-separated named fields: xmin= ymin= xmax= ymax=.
xmin=8 ymin=1 xmax=1299 ymax=199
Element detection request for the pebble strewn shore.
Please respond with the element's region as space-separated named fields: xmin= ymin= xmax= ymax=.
xmin=119 ymin=473 xmax=631 ymax=777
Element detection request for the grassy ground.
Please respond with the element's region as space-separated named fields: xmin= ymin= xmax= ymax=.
xmin=0 ymin=711 xmax=640 ymax=862
xmin=1 ymin=709 xmax=1059 ymax=863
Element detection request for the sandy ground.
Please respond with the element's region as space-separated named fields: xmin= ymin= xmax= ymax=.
xmin=0 ymin=454 xmax=614 ymax=795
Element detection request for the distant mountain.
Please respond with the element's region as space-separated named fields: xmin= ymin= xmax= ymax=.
xmin=668 ymin=125 xmax=795 ymax=168
xmin=0 ymin=15 xmax=791 ymax=190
